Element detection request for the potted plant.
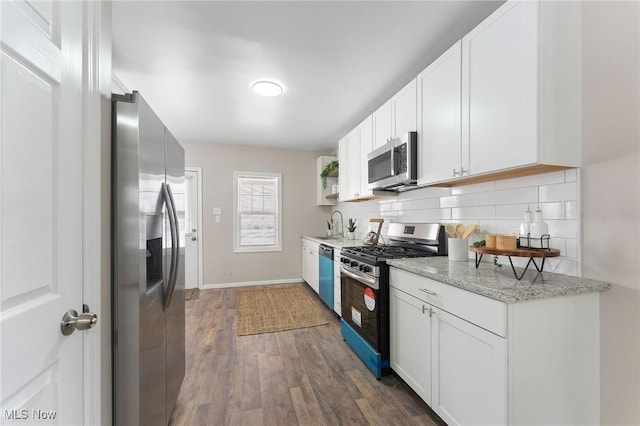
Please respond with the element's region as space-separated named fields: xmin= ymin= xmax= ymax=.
xmin=320 ymin=160 xmax=339 ymax=190
xmin=346 ymin=218 xmax=357 ymax=240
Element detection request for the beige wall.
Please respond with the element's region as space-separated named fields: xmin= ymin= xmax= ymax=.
xmin=184 ymin=143 xmax=332 ymax=286
xmin=582 ymin=2 xmax=640 ymax=424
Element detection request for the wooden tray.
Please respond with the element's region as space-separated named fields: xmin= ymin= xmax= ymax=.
xmin=469 ymin=246 xmax=560 ymax=258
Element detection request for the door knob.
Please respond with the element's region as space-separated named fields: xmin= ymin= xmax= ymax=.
xmin=191 ymin=236 xmax=197 ymax=241
xmin=60 ymin=307 xmax=98 ymax=336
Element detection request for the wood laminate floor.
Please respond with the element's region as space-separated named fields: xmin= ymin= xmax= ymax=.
xmin=170 ymin=283 xmax=445 ymax=426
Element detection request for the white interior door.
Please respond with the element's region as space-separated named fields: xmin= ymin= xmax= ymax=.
xmin=184 ymin=168 xmax=202 ymax=289
xmin=1 ymin=1 xmax=89 ymax=423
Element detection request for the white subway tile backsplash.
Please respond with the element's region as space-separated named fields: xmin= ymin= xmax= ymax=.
xmin=495 ymin=204 xmax=526 ymax=220
xmin=566 ymin=239 xmax=577 ymax=258
xmin=452 ymin=181 xmax=496 ymax=195
xmin=488 ymin=187 xmax=538 ymax=205
xmin=400 ymin=208 xmax=451 ymax=221
xmin=399 ymin=186 xmax=451 ymax=200
xmin=452 ymin=206 xmax=496 ymax=220
xmin=539 ymin=182 xmax=577 ymax=202
xmin=334 ymin=170 xmax=580 ymax=268
xmin=494 ymin=170 xmax=565 ymax=190
xmin=538 ymin=202 xmax=565 ymax=220
xmin=441 ymin=191 xmax=498 ymax=208
xmin=547 ymin=220 xmax=578 ymax=238
xmin=393 ymin=197 xmax=441 ymax=211
xmin=565 ymin=201 xmax=577 ymax=220
xmin=564 ymin=168 xmax=577 ymax=182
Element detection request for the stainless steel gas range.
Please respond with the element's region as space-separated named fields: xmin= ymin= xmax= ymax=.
xmin=339 ymin=223 xmax=448 ymax=378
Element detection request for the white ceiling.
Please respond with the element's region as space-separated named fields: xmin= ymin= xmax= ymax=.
xmin=112 ymin=1 xmax=503 ymax=152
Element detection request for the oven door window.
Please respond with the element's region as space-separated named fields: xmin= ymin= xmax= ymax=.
xmin=341 ymin=273 xmax=380 ymax=351
xmin=368 ymin=151 xmax=393 ymax=184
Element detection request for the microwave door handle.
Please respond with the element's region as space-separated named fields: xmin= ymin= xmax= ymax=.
xmin=390 ymin=148 xmax=395 ymax=176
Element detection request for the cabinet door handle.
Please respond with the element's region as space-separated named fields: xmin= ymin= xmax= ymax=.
xmin=419 ymin=288 xmax=436 ymax=296
xmin=460 ymin=167 xmax=467 ymax=176
xmin=422 ymin=305 xmax=426 ymax=314
xmin=453 ymin=168 xmax=459 ymax=176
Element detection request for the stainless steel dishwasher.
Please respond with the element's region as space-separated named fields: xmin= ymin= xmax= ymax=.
xmin=318 ymin=244 xmax=334 ymax=310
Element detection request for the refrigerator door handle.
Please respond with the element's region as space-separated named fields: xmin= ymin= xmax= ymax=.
xmin=162 ymin=182 xmax=178 ymax=310
xmin=164 ymin=183 xmax=180 ymax=309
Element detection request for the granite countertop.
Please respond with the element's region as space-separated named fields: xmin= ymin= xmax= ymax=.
xmin=386 ymin=257 xmax=611 ymax=303
xmin=302 ymin=235 xmax=365 ymax=248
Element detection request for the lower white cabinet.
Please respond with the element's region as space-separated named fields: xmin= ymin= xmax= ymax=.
xmin=389 ymin=285 xmax=506 ymax=425
xmin=431 ymin=306 xmax=507 ymax=426
xmin=389 ymin=266 xmax=600 ymax=426
xmin=301 ymin=238 xmax=319 ymax=294
xmin=389 ymin=287 xmax=432 ymax=403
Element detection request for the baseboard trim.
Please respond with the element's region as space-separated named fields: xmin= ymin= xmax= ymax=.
xmin=201 ymin=278 xmax=305 ymax=290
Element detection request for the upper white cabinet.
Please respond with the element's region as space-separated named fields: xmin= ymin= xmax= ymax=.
xmin=417 ymin=41 xmax=463 ymax=185
xmin=358 ymin=115 xmax=373 ymax=197
xmin=461 ymin=0 xmax=581 ymax=177
xmin=340 ymin=117 xmax=374 ymax=201
xmin=391 ymin=78 xmax=417 ymax=139
xmin=346 ymin=127 xmax=360 ymax=199
xmin=338 ymin=137 xmax=349 ymax=202
xmin=416 ymin=0 xmax=581 ymax=186
xmin=372 ymin=100 xmax=393 ymax=149
xmin=372 ymin=78 xmax=417 ymax=150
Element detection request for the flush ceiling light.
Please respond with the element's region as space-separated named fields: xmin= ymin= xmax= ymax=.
xmin=251 ymin=80 xmax=283 ymax=97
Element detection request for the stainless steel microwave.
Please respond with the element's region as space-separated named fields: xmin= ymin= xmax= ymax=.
xmin=367 ymin=131 xmax=418 ymax=192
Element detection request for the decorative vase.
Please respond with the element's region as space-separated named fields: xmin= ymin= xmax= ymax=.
xmin=347 ymin=231 xmax=355 ymax=240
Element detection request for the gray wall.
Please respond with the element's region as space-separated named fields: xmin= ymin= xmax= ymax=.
xmin=582 ymin=2 xmax=640 ymax=424
xmin=184 ymin=143 xmax=332 ymax=286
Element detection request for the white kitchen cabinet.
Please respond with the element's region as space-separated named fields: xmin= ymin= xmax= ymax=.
xmin=358 ymin=115 xmax=373 ymax=197
xmin=301 ymin=238 xmax=319 ymax=294
xmin=316 ymin=156 xmax=337 ymax=206
xmin=333 ymin=249 xmax=341 ymax=316
xmin=372 ymin=78 xmax=417 ymax=150
xmin=431 ymin=306 xmax=507 ymax=426
xmin=461 ymin=0 xmax=581 ymax=177
xmin=337 ymin=137 xmax=348 ymax=202
xmin=340 ymin=116 xmax=373 ymax=201
xmin=372 ymin=99 xmax=392 ymax=149
xmin=389 ymin=286 xmax=432 ymax=404
xmin=389 ymin=266 xmax=600 ymax=426
xmin=417 ymin=41 xmax=463 ymax=185
xmin=346 ymin=127 xmax=360 ymax=200
xmin=391 ymin=78 xmax=417 ymax=139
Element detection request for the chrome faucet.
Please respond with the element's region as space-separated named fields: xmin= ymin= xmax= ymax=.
xmin=331 ymin=210 xmax=344 ymax=236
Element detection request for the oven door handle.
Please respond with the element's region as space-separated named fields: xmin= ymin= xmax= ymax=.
xmin=341 ymin=266 xmax=378 ymax=290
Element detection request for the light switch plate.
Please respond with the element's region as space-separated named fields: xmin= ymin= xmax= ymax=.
xmin=213 ymin=207 xmax=221 ymax=215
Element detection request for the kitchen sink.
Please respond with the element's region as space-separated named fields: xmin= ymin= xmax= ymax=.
xmin=312 ymin=235 xmax=343 ymax=240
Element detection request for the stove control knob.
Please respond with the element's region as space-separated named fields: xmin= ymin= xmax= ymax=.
xmin=350 ymin=261 xmax=358 ymax=268
xmin=362 ymin=265 xmax=371 ymax=273
xmin=341 ymin=258 xmax=349 ymax=264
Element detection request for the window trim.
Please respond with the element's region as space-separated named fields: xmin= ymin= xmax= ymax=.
xmin=232 ymin=171 xmax=283 ymax=253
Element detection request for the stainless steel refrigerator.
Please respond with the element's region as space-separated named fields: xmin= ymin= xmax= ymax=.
xmin=112 ymin=91 xmax=185 ymax=425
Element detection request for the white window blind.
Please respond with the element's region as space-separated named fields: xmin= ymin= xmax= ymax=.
xmin=233 ymin=171 xmax=282 ymax=252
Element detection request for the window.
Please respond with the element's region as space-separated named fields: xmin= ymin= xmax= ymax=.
xmin=233 ymin=171 xmax=282 ymax=252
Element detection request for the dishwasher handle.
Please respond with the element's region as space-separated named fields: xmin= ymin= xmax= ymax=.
xmin=319 ymin=244 xmax=334 ymax=258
